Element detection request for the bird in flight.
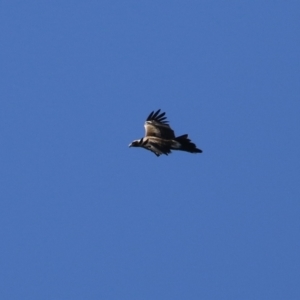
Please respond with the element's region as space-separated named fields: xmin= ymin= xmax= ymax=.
xmin=129 ymin=109 xmax=202 ymax=157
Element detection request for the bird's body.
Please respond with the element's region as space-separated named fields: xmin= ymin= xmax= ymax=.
xmin=129 ymin=109 xmax=202 ymax=157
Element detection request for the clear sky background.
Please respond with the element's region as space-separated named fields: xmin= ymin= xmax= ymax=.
xmin=1 ymin=1 xmax=299 ymax=299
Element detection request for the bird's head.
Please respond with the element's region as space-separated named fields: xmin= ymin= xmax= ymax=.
xmin=129 ymin=138 xmax=147 ymax=148
xmin=129 ymin=140 xmax=140 ymax=147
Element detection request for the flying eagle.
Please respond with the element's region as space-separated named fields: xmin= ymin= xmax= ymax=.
xmin=129 ymin=109 xmax=202 ymax=157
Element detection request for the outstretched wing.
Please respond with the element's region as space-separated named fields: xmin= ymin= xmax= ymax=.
xmin=144 ymin=109 xmax=175 ymax=139
xmin=147 ymin=140 xmax=172 ymax=156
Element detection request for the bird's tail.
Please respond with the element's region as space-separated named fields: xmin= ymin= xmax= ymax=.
xmin=174 ymin=134 xmax=202 ymax=153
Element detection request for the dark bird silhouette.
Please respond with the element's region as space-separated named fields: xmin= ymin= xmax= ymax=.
xmin=129 ymin=109 xmax=202 ymax=157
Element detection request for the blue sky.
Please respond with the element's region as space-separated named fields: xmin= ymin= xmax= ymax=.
xmin=1 ymin=1 xmax=299 ymax=299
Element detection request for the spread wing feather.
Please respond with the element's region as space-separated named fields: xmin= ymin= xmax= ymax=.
xmin=144 ymin=109 xmax=175 ymax=139
xmin=146 ymin=109 xmax=168 ymax=124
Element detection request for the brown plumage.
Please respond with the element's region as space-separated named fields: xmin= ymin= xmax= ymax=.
xmin=129 ymin=109 xmax=202 ymax=157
